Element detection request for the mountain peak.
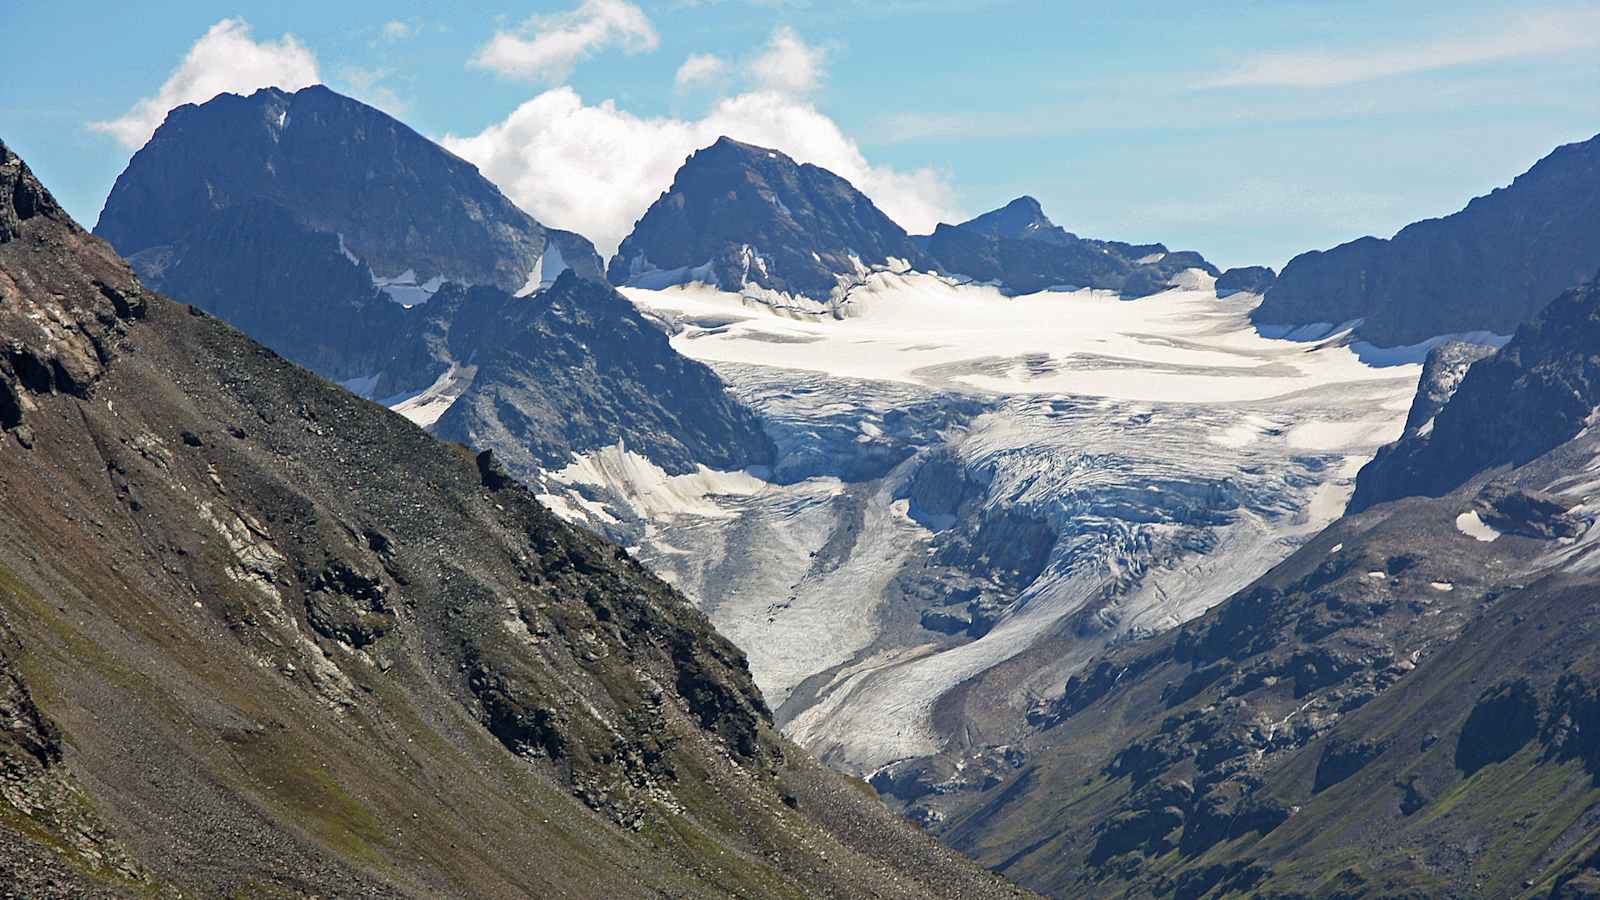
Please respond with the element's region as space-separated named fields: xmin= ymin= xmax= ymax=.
xmin=608 ymin=138 xmax=927 ymax=308
xmin=705 ymin=135 xmax=786 ymax=158
xmin=95 ymin=84 xmax=600 ymax=295
xmin=955 ymin=196 xmax=1060 ymax=241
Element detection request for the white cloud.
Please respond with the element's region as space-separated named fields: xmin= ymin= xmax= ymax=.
xmin=1209 ymin=7 xmax=1600 ymax=88
xmin=380 ymin=19 xmax=418 ymax=41
xmin=442 ymin=86 xmax=958 ymax=257
xmin=749 ymin=25 xmax=824 ymax=94
xmin=90 ymin=19 xmax=320 ymax=149
xmin=675 ymin=53 xmax=727 ymax=91
xmin=472 ymin=0 xmax=658 ymax=83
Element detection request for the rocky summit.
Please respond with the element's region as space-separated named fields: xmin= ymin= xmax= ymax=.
xmin=0 ymin=138 xmax=1030 ymax=899
xmin=96 ymin=85 xmax=601 ymax=298
xmin=607 ymin=137 xmax=931 ymax=312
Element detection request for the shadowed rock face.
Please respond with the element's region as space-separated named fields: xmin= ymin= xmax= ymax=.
xmin=1254 ymin=132 xmax=1600 ymax=347
xmin=0 ymin=139 xmax=1030 ymax=899
xmin=608 ymin=137 xmax=931 ymax=303
xmin=1215 ymin=265 xmax=1277 ymax=297
xmin=90 ymin=87 xmax=771 ymax=479
xmin=430 ymin=274 xmax=774 ymax=477
xmin=922 ymin=197 xmax=1220 ymax=298
xmin=1350 ymin=273 xmax=1600 ymax=512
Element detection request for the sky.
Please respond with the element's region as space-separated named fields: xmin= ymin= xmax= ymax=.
xmin=2 ymin=1 xmax=1598 ymax=269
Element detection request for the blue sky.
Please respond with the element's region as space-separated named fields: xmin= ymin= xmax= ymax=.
xmin=3 ymin=1 xmax=1598 ymax=268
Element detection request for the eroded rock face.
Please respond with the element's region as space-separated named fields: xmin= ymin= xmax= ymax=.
xmin=431 ymin=274 xmax=774 ymax=477
xmin=1254 ymin=131 xmax=1600 ymax=346
xmin=1402 ymin=339 xmax=1498 ymax=433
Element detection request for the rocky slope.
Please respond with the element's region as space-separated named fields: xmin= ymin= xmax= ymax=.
xmin=922 ymin=196 xmax=1221 ymax=298
xmin=91 ymin=86 xmax=770 ymax=478
xmin=607 ymin=137 xmax=931 ymax=313
xmin=0 ymin=139 xmax=1029 ymax=898
xmin=907 ymin=275 xmax=1600 ymax=898
xmin=1254 ymin=132 xmax=1600 ymax=347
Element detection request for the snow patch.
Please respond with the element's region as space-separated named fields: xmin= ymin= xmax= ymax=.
xmin=338 ymin=373 xmax=380 ymax=399
xmin=373 ymin=270 xmax=446 ymax=306
xmin=544 ymin=443 xmax=781 ymax=521
xmin=382 ymin=363 xmax=476 ymax=428
xmin=1455 ymin=510 xmax=1502 ymax=542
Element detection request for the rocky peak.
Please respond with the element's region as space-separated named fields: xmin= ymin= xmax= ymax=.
xmin=95 ymin=84 xmax=600 ymax=294
xmin=607 ymin=137 xmax=929 ymax=311
xmin=955 ymin=196 xmax=1071 ymax=243
xmin=1214 ymin=265 xmax=1277 ymax=297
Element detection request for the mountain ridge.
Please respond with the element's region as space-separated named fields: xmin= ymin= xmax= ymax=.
xmin=1254 ymin=131 xmax=1600 ymax=347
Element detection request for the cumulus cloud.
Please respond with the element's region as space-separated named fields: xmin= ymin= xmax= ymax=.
xmin=442 ymin=85 xmax=958 ymax=257
xmin=749 ymin=26 xmax=824 ymax=94
xmin=1208 ymin=7 xmax=1600 ymax=88
xmin=90 ymin=18 xmax=320 ymax=149
xmin=674 ymin=53 xmax=727 ymax=91
xmin=472 ymin=0 xmax=658 ymax=83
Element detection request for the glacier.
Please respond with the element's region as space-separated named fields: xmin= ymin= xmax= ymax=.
xmin=507 ymin=271 xmax=1422 ymax=774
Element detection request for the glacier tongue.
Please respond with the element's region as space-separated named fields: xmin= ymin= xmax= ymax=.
xmin=541 ymin=273 xmax=1420 ymax=774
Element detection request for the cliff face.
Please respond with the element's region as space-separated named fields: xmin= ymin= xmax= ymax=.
xmin=1254 ymin=132 xmax=1600 ymax=346
xmin=0 ymin=139 xmax=1027 ymax=899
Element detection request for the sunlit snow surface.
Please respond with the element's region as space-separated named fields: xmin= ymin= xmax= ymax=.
xmin=546 ymin=272 xmax=1420 ymax=773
